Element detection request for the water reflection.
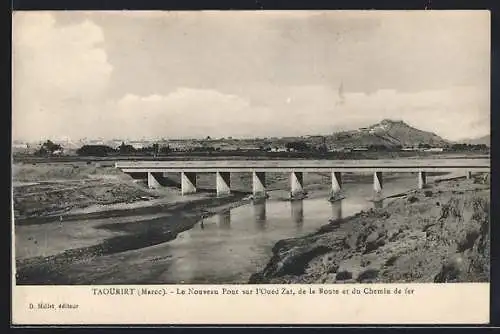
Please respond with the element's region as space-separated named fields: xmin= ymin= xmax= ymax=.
xmin=330 ymin=201 xmax=342 ymax=221
xmin=209 ymin=196 xmax=384 ymax=234
xmin=373 ymin=199 xmax=384 ymax=209
xmin=290 ymin=200 xmax=304 ymax=229
xmin=217 ymin=210 xmax=231 ymax=229
xmin=136 ymin=173 xmax=434 ymax=284
xmin=253 ymin=200 xmax=267 ymax=231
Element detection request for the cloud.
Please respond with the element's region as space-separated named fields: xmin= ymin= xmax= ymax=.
xmin=101 ymin=88 xmax=274 ymax=139
xmin=332 ymin=86 xmax=490 ymax=140
xmin=237 ymin=84 xmax=489 ymax=140
xmin=11 ymin=12 xmax=489 ymax=142
xmin=12 ymin=12 xmax=113 ymax=141
xmin=88 ymin=85 xmax=488 ymax=141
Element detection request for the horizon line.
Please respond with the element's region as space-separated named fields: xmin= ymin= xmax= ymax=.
xmin=11 ymin=117 xmax=490 ymax=143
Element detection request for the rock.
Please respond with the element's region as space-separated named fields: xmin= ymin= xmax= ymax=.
xmin=364 ymin=231 xmax=386 ymax=253
xmin=366 ymin=231 xmax=379 ymax=244
xmin=384 ymin=254 xmax=399 ymax=267
xmin=387 ymin=229 xmax=401 ymax=242
xmin=273 ymin=245 xmax=332 ymax=277
xmin=335 ymin=270 xmax=353 ymax=281
xmin=357 ymin=268 xmax=379 ymax=282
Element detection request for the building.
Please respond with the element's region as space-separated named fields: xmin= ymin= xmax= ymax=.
xmin=424 ymin=147 xmax=444 ymax=152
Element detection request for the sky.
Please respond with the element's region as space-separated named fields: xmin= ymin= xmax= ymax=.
xmin=12 ymin=10 xmax=490 ymax=142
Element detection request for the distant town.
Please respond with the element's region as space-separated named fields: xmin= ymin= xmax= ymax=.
xmin=12 ymin=119 xmax=490 ymax=158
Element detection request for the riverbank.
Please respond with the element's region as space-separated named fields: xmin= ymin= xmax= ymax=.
xmin=12 ymin=162 xmax=161 ymax=222
xmin=249 ymin=174 xmax=490 ymax=284
xmin=15 ymin=192 xmax=254 ymax=284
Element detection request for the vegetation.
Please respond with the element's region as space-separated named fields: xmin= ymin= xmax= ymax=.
xmin=76 ymin=145 xmax=115 ymax=157
xmin=447 ymin=143 xmax=489 ymax=152
xmin=75 ymin=142 xmax=172 ymax=157
xmin=285 ymin=141 xmax=311 ymax=152
xmin=34 ymin=140 xmax=63 ymax=157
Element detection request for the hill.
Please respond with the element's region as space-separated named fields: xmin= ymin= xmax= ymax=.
xmin=459 ymin=135 xmax=490 ymax=147
xmin=323 ymin=119 xmax=449 ymax=149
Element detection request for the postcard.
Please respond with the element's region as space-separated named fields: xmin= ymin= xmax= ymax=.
xmin=11 ymin=10 xmax=491 ymax=325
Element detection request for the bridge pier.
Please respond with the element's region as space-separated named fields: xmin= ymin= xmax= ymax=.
xmin=181 ymin=172 xmax=197 ymax=195
xmin=373 ymin=172 xmax=383 ymax=194
xmin=147 ymin=172 xmax=164 ymax=189
xmin=418 ymin=171 xmax=427 ymax=189
xmin=290 ymin=171 xmax=305 ymax=199
xmin=252 ymin=171 xmax=267 ymax=199
xmin=329 ymin=171 xmax=343 ymax=201
xmin=216 ymin=172 xmax=231 ymax=197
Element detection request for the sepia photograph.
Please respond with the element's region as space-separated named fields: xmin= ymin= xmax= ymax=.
xmin=12 ymin=10 xmax=490 ymax=291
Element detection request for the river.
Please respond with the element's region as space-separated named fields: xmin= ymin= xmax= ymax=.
xmin=153 ymin=173 xmax=446 ymax=284
xmin=61 ymin=172 xmax=454 ymax=285
xmin=16 ymin=170 xmax=466 ymax=284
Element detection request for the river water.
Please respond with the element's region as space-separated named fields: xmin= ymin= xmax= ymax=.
xmin=123 ymin=172 xmax=451 ymax=284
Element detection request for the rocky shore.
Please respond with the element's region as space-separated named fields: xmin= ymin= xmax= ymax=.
xmin=249 ymin=174 xmax=490 ymax=284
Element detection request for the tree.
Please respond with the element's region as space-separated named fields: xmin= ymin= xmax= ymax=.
xmin=160 ymin=145 xmax=171 ymax=154
xmin=152 ymin=143 xmax=159 ymax=157
xmin=76 ymin=145 xmax=115 ymax=157
xmin=418 ymin=143 xmax=431 ymax=149
xmin=286 ymin=141 xmax=310 ymax=152
xmin=34 ymin=140 xmax=63 ymax=156
xmin=118 ymin=142 xmax=136 ymax=155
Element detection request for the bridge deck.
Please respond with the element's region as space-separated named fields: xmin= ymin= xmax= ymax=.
xmin=116 ymin=158 xmax=490 ymax=173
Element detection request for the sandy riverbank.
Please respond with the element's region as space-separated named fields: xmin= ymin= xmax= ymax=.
xmin=249 ymin=174 xmax=490 ymax=284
